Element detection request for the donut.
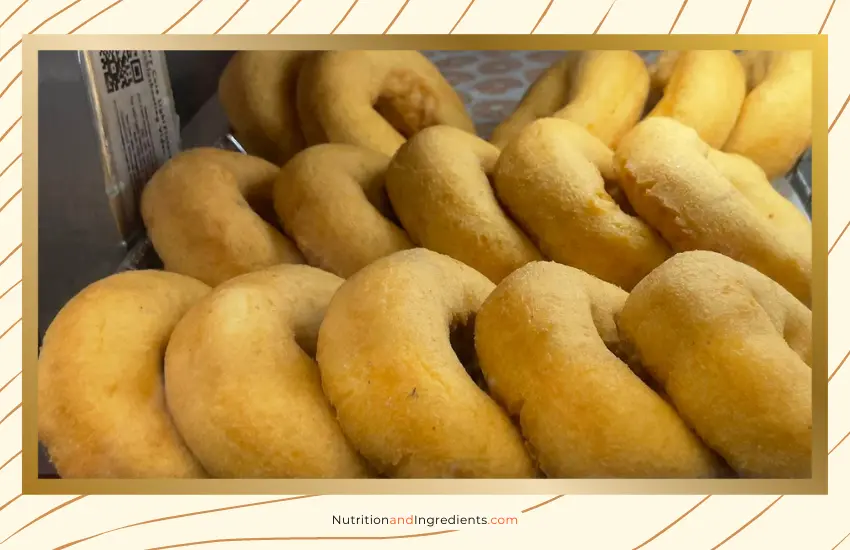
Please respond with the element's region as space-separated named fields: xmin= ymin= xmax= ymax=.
xmin=493 ymin=117 xmax=672 ymax=291
xmin=645 ymin=50 xmax=747 ymax=149
xmin=274 ymin=143 xmax=413 ymax=278
xmin=218 ymin=51 xmax=310 ymax=165
xmin=723 ymin=50 xmax=813 ymax=180
xmin=475 ymin=261 xmax=727 ymax=478
xmin=614 ymin=116 xmax=812 ymax=305
xmin=385 ymin=125 xmax=543 ymax=283
xmin=617 ymin=251 xmax=812 ymax=478
xmin=707 ymin=147 xmax=811 ymax=255
xmin=316 ymin=248 xmax=537 ymax=478
xmin=141 ymin=148 xmax=305 ymax=287
xmin=490 ymin=51 xmax=650 ymax=150
xmin=38 ymin=271 xmax=210 ymax=478
xmin=164 ymin=265 xmax=371 ymax=478
xmin=296 ymin=51 xmax=475 ymax=157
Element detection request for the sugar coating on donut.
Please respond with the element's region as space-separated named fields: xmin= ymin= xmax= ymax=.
xmin=618 ymin=250 xmax=812 ymax=479
xmin=38 ymin=270 xmax=211 ymax=479
xmin=164 ymin=265 xmax=372 ymax=478
xmin=316 ymin=248 xmax=537 ymax=479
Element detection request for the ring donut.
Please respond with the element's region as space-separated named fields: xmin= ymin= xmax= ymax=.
xmin=38 ymin=271 xmax=210 ymax=478
xmin=618 ymin=251 xmax=812 ymax=478
xmin=296 ymin=51 xmax=475 ymax=157
xmin=614 ymin=116 xmax=812 ymax=305
xmin=385 ymin=125 xmax=543 ymax=283
xmin=141 ymin=148 xmax=305 ymax=287
xmin=646 ymin=50 xmax=747 ymax=149
xmin=218 ymin=51 xmax=310 ymax=165
xmin=274 ymin=143 xmax=413 ymax=278
xmin=491 ymin=51 xmax=650 ymax=150
xmin=723 ymin=50 xmax=813 ymax=180
xmin=164 ymin=265 xmax=372 ymax=478
xmin=475 ymin=261 xmax=727 ymax=478
xmin=493 ymin=117 xmax=672 ymax=291
xmin=707 ymin=147 xmax=811 ymax=256
xmin=317 ymin=248 xmax=537 ymax=478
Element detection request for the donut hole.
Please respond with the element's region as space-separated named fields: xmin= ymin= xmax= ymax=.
xmin=448 ymin=313 xmax=489 ymax=392
xmin=373 ymin=70 xmax=440 ymax=139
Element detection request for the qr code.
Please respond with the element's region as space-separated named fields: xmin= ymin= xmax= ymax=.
xmin=99 ymin=50 xmax=144 ymax=94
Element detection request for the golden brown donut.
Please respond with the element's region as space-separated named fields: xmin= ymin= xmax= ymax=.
xmin=38 ymin=271 xmax=210 ymax=478
xmin=615 ymin=117 xmax=812 ymax=305
xmin=646 ymin=50 xmax=747 ymax=149
xmin=618 ymin=251 xmax=812 ymax=478
xmin=218 ymin=51 xmax=310 ymax=165
xmin=164 ymin=265 xmax=371 ymax=478
xmin=493 ymin=117 xmax=672 ymax=291
xmin=317 ymin=248 xmax=536 ymax=478
xmin=296 ymin=51 xmax=475 ymax=157
xmin=385 ymin=125 xmax=542 ymax=283
xmin=273 ymin=144 xmax=412 ymax=278
xmin=475 ymin=261 xmax=727 ymax=478
xmin=707 ymin=148 xmax=811 ymax=256
xmin=141 ymin=148 xmax=305 ymax=287
xmin=491 ymin=51 xmax=650 ymax=150
xmin=723 ymin=50 xmax=813 ymax=180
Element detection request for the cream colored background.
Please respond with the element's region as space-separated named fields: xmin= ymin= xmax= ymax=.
xmin=0 ymin=0 xmax=846 ymax=548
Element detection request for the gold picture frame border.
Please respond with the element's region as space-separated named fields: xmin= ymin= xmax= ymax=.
xmin=22 ymin=33 xmax=828 ymax=496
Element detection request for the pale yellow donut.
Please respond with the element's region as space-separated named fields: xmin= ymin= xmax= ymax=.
xmin=491 ymin=51 xmax=650 ymax=150
xmin=493 ymin=117 xmax=672 ymax=291
xmin=164 ymin=265 xmax=371 ymax=478
xmin=38 ymin=271 xmax=210 ymax=478
xmin=723 ymin=50 xmax=813 ymax=180
xmin=385 ymin=125 xmax=543 ymax=283
xmin=218 ymin=51 xmax=310 ymax=165
xmin=296 ymin=51 xmax=475 ymax=157
xmin=475 ymin=261 xmax=728 ymax=478
xmin=646 ymin=50 xmax=747 ymax=149
xmin=615 ymin=117 xmax=812 ymax=305
xmin=274 ymin=144 xmax=413 ymax=278
xmin=141 ymin=148 xmax=305 ymax=287
xmin=618 ymin=251 xmax=812 ymax=478
xmin=317 ymin=249 xmax=537 ymax=478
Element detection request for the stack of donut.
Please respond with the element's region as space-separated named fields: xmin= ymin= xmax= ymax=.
xmin=38 ymin=49 xmax=813 ymax=480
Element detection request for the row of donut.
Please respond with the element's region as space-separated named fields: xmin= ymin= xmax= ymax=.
xmin=219 ymin=49 xmax=811 ymax=182
xmin=38 ymin=248 xmax=812 ymax=479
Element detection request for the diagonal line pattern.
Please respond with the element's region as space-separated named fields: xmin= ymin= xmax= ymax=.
xmin=331 ymin=0 xmax=360 ymax=33
xmin=829 ymin=93 xmax=850 ymax=133
xmin=830 ymin=350 xmax=850 ymax=382
xmin=0 ymin=117 xmax=21 ymax=145
xmin=735 ymin=0 xmax=753 ymax=33
xmin=0 ymin=450 xmax=21 ymax=475
xmin=530 ymin=0 xmax=554 ymax=33
xmin=163 ymin=0 xmax=204 ymax=34
xmin=832 ymin=531 xmax=850 ymax=550
xmin=0 ymin=402 xmax=21 ymax=429
xmin=521 ymin=495 xmax=562 ymax=513
xmin=55 ymin=495 xmax=318 ymax=549
xmin=267 ymin=0 xmax=304 ymax=34
xmin=0 ymin=494 xmax=22 ymax=514
xmin=819 ymin=0 xmax=836 ymax=33
xmin=0 ymin=0 xmax=29 ymax=30
xmin=0 ymin=154 xmax=21 ymax=179
xmin=215 ymin=0 xmax=250 ymax=34
xmin=632 ymin=495 xmax=712 ymax=549
xmin=0 ymin=245 xmax=22 ymax=270
xmin=0 ymin=317 xmax=21 ymax=340
xmin=449 ymin=0 xmax=476 ymax=33
xmin=669 ymin=0 xmax=689 ymax=33
xmin=0 ymin=280 xmax=22 ymax=301
xmin=69 ymin=0 xmax=122 ymax=33
xmin=710 ymin=496 xmax=783 ymax=549
xmin=829 ymin=429 xmax=850 ymax=455
xmin=0 ymin=371 xmax=21 ymax=395
xmin=0 ymin=72 xmax=21 ymax=101
xmin=0 ymin=495 xmax=86 ymax=545
xmin=595 ymin=0 xmax=617 ymax=33
xmin=384 ymin=0 xmax=411 ymax=33
xmin=0 ymin=0 xmax=87 ymax=65
xmin=0 ymin=187 xmax=21 ymax=215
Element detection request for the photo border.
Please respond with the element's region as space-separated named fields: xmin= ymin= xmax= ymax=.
xmin=23 ymin=33 xmax=828 ymax=496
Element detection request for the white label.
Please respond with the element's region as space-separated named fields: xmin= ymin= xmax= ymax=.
xmin=82 ymin=50 xmax=181 ymax=244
